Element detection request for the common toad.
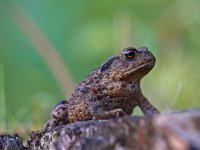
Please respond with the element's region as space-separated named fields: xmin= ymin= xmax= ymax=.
xmin=46 ymin=47 xmax=159 ymax=129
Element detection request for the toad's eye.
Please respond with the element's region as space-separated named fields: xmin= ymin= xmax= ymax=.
xmin=124 ymin=49 xmax=136 ymax=59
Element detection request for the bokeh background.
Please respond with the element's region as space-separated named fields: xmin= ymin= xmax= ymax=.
xmin=0 ymin=0 xmax=200 ymax=135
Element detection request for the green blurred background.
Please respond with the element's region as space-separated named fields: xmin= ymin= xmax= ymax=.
xmin=0 ymin=0 xmax=200 ymax=134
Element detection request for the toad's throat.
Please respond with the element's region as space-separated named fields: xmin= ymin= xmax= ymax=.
xmin=123 ymin=60 xmax=155 ymax=75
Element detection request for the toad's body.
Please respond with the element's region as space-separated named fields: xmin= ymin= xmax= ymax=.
xmin=47 ymin=47 xmax=159 ymax=129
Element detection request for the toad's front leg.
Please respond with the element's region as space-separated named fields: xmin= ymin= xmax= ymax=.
xmin=136 ymin=92 xmax=160 ymax=115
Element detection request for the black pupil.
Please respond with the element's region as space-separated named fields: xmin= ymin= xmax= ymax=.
xmin=125 ymin=50 xmax=135 ymax=59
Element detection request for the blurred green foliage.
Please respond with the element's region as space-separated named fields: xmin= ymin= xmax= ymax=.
xmin=0 ymin=0 xmax=200 ymax=133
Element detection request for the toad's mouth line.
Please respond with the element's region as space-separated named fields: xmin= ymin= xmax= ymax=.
xmin=123 ymin=60 xmax=155 ymax=75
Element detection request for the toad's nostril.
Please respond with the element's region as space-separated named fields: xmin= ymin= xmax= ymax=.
xmin=143 ymin=47 xmax=148 ymax=51
xmin=138 ymin=47 xmax=148 ymax=51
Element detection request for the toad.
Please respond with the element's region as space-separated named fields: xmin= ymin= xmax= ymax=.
xmin=46 ymin=47 xmax=159 ymax=130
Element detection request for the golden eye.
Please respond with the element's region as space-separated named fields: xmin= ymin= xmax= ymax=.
xmin=123 ymin=48 xmax=136 ymax=59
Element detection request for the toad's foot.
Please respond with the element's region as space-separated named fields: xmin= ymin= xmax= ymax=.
xmin=92 ymin=108 xmax=126 ymax=120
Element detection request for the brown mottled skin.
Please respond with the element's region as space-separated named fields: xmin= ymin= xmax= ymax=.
xmin=46 ymin=47 xmax=159 ymax=130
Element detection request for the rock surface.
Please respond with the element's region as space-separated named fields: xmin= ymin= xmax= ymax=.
xmin=1 ymin=109 xmax=200 ymax=150
xmin=0 ymin=134 xmax=25 ymax=150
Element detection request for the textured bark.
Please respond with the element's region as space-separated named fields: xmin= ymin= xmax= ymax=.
xmin=1 ymin=109 xmax=200 ymax=150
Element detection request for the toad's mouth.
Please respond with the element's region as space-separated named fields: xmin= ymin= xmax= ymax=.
xmin=123 ymin=60 xmax=155 ymax=75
